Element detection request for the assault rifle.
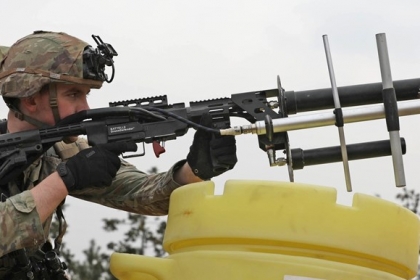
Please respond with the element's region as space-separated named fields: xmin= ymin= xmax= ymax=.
xmin=1 ymin=33 xmax=419 ymax=190
xmin=0 ymin=76 xmax=418 ymax=187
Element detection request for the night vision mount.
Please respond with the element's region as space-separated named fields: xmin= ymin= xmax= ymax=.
xmin=83 ymin=34 xmax=118 ymax=83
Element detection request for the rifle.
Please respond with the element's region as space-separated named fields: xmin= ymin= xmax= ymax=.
xmin=0 ymin=76 xmax=418 ymax=187
xmin=1 ymin=33 xmax=419 ymax=190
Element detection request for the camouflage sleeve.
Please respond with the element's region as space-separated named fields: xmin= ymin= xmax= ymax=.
xmin=0 ymin=191 xmax=45 ymax=257
xmin=69 ymin=159 xmax=186 ymax=215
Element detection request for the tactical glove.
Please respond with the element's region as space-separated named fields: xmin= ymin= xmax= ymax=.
xmin=57 ymin=141 xmax=137 ymax=192
xmin=187 ymin=114 xmax=237 ymax=180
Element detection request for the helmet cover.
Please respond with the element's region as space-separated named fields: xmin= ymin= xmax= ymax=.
xmin=0 ymin=31 xmax=103 ymax=98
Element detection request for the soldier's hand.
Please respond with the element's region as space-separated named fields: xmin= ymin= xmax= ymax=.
xmin=187 ymin=114 xmax=237 ymax=180
xmin=56 ymin=141 xmax=137 ymax=192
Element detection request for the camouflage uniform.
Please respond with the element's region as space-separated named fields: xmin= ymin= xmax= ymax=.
xmin=0 ymin=137 xmax=185 ymax=275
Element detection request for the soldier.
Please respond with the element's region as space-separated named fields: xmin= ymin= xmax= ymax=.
xmin=0 ymin=31 xmax=237 ymax=278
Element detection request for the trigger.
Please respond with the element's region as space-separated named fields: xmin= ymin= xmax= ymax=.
xmin=152 ymin=141 xmax=166 ymax=158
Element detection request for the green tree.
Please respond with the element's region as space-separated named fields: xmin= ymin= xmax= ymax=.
xmin=103 ymin=214 xmax=166 ymax=257
xmin=63 ymin=240 xmax=112 ymax=280
xmin=396 ymin=188 xmax=420 ymax=214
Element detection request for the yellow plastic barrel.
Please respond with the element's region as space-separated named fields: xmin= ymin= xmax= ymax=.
xmin=110 ymin=180 xmax=420 ymax=280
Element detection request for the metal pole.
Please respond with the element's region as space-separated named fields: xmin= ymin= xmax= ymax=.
xmin=323 ymin=35 xmax=352 ymax=192
xmin=376 ymin=33 xmax=406 ymax=187
xmin=221 ymin=99 xmax=420 ymax=135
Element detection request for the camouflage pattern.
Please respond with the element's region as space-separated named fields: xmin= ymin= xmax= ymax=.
xmin=0 ymin=46 xmax=9 ymax=62
xmin=71 ymin=159 xmax=183 ymax=215
xmin=0 ymin=138 xmax=183 ymax=265
xmin=0 ymin=31 xmax=102 ymax=98
xmin=0 ymin=155 xmax=57 ymax=257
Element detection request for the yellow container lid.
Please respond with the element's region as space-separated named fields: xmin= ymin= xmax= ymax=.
xmin=163 ymin=180 xmax=420 ymax=278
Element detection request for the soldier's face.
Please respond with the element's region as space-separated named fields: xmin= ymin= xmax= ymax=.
xmin=19 ymin=83 xmax=90 ymax=142
xmin=33 ymin=83 xmax=91 ymax=126
xmin=38 ymin=83 xmax=91 ymax=142
xmin=54 ymin=83 xmax=91 ymax=121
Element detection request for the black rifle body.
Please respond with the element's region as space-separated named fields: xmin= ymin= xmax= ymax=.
xmin=0 ymin=78 xmax=418 ymax=184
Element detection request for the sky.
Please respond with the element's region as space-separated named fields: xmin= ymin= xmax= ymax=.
xmin=1 ymin=0 xmax=420 ymax=262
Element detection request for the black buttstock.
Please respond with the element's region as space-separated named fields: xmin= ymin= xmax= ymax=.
xmin=0 ymin=130 xmax=46 ymax=184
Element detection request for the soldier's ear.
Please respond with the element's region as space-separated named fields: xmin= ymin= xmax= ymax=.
xmin=20 ymin=95 xmax=38 ymax=113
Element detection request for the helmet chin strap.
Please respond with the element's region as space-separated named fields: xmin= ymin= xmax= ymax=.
xmin=48 ymin=83 xmax=62 ymax=124
xmin=6 ymin=83 xmax=62 ymax=129
xmin=7 ymin=104 xmax=51 ymax=129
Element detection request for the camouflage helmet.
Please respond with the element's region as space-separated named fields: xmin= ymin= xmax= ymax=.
xmin=0 ymin=31 xmax=104 ymax=99
xmin=0 ymin=46 xmax=9 ymax=61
